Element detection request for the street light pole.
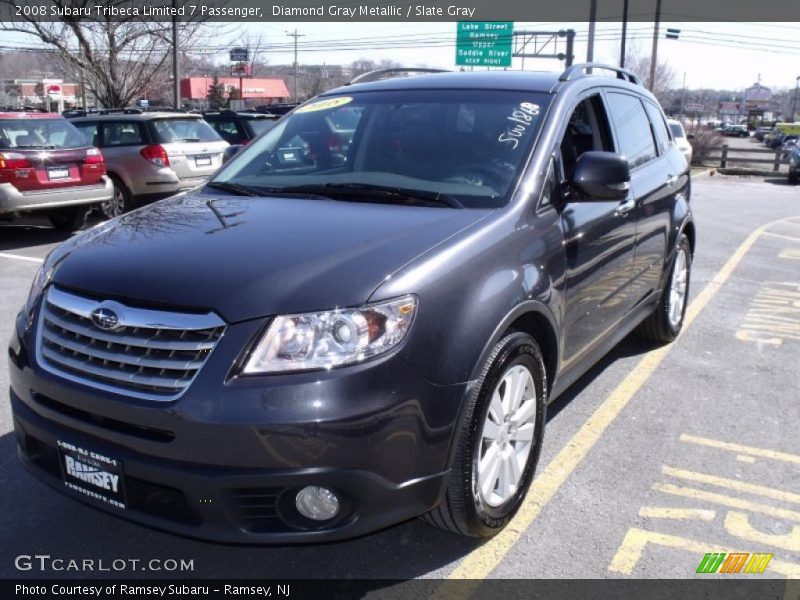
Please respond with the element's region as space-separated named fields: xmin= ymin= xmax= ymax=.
xmin=286 ymin=29 xmax=305 ymax=102
xmin=171 ymin=0 xmax=179 ymax=108
xmin=648 ymin=0 xmax=662 ymax=92
xmin=792 ymin=76 xmax=800 ymax=122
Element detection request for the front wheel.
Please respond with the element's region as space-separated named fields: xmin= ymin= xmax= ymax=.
xmin=422 ymin=332 xmax=547 ymax=538
xmin=638 ymin=233 xmax=692 ymax=343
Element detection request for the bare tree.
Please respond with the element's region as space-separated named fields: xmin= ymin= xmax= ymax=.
xmin=0 ymin=0 xmax=226 ymax=108
xmin=618 ymin=42 xmax=677 ymax=103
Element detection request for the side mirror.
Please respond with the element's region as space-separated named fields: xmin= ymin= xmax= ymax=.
xmin=571 ymin=151 xmax=631 ymax=201
xmin=686 ymin=133 xmax=695 ymax=140
xmin=222 ymin=144 xmax=244 ymax=165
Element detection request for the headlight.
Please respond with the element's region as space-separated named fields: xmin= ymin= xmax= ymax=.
xmin=242 ymin=295 xmax=417 ymax=374
xmin=24 ymin=264 xmax=49 ymax=316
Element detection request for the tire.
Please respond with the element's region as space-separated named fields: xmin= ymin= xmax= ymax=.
xmin=422 ymin=332 xmax=547 ymax=538
xmin=637 ymin=233 xmax=692 ymax=343
xmin=101 ymin=176 xmax=135 ymax=219
xmin=789 ymin=172 xmax=799 ymax=185
xmin=47 ymin=206 xmax=87 ymax=232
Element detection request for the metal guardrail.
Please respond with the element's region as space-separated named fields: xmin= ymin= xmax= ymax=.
xmin=706 ymin=144 xmax=788 ymax=172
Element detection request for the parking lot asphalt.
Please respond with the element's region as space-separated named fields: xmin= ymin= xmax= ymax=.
xmin=1 ymin=175 xmax=799 ymax=583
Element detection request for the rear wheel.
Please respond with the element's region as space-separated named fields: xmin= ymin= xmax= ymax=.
xmin=638 ymin=233 xmax=692 ymax=343
xmin=101 ymin=177 xmax=134 ymax=219
xmin=422 ymin=332 xmax=547 ymax=538
xmin=47 ymin=206 xmax=87 ymax=232
xmin=789 ymin=172 xmax=799 ymax=185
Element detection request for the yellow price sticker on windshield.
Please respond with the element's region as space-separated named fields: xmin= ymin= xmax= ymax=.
xmin=294 ymin=96 xmax=353 ymax=114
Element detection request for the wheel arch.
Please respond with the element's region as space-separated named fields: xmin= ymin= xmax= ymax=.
xmin=470 ymin=301 xmax=560 ymax=397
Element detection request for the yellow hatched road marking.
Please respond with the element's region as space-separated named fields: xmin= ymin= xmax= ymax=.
xmin=608 ymin=528 xmax=799 ymax=582
xmin=653 ymin=483 xmax=800 ymax=523
xmin=662 ymin=465 xmax=800 ymax=505
xmin=433 ymin=215 xmax=800 ymax=588
xmin=679 ymin=434 xmax=800 ymax=465
xmin=638 ymin=507 xmax=716 ymax=521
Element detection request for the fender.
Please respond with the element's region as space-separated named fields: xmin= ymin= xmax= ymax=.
xmin=468 ymin=299 xmax=560 ymax=383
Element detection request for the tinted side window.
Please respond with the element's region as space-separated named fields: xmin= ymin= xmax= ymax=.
xmin=606 ymin=92 xmax=657 ymax=168
xmin=559 ymin=95 xmax=614 ymax=181
xmin=102 ymin=122 xmax=143 ymax=146
xmin=74 ymin=122 xmax=100 ymax=147
xmin=643 ymin=101 xmax=671 ymax=155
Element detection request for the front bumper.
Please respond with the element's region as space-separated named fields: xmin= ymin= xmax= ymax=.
xmin=8 ymin=309 xmax=465 ymax=543
xmin=0 ymin=177 xmax=113 ymax=215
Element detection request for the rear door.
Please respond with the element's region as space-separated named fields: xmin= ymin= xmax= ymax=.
xmin=149 ymin=117 xmax=228 ymax=180
xmin=97 ymin=120 xmax=148 ymax=184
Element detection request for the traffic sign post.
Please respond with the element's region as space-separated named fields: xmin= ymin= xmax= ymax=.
xmin=456 ymin=22 xmax=513 ymax=68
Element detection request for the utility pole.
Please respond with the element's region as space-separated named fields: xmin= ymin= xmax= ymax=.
xmin=792 ymin=76 xmax=800 ymax=121
xmin=620 ymin=0 xmax=629 ymax=68
xmin=171 ymin=0 xmax=179 ymax=108
xmin=286 ymin=29 xmax=305 ymax=102
xmin=586 ymin=0 xmax=597 ymax=72
xmin=648 ymin=0 xmax=662 ymax=92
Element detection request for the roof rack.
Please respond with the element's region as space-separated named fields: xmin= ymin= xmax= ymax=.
xmin=95 ymin=107 xmax=143 ymax=115
xmin=346 ymin=67 xmax=450 ymax=86
xmin=559 ymin=63 xmax=642 ymax=86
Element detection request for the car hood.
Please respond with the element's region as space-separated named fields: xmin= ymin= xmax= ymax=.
xmin=49 ymin=191 xmax=492 ymax=322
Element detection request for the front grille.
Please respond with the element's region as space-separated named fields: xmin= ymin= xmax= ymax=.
xmin=36 ymin=286 xmax=225 ymax=401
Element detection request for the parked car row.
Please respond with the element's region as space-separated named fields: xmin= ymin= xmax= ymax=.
xmin=0 ymin=105 xmax=297 ymax=227
xmin=763 ymin=122 xmax=800 ymax=149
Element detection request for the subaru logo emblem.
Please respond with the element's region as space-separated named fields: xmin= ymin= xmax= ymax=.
xmin=91 ymin=307 xmax=120 ymax=331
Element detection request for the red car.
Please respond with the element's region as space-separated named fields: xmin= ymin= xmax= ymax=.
xmin=0 ymin=111 xmax=113 ymax=231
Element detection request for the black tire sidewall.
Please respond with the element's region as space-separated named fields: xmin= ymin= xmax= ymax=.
xmin=107 ymin=176 xmax=132 ymax=218
xmin=467 ymin=334 xmax=547 ymax=532
xmin=662 ymin=234 xmax=692 ymax=338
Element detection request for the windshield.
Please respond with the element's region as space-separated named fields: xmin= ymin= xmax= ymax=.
xmin=213 ymin=90 xmax=550 ymax=209
xmin=152 ymin=118 xmax=222 ymax=143
xmin=669 ymin=122 xmax=685 ymax=138
xmin=0 ymin=118 xmax=88 ymax=149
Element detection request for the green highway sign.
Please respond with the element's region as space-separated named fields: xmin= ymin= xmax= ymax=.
xmin=456 ymin=22 xmax=514 ymax=68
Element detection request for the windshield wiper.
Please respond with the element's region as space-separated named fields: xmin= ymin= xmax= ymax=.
xmin=204 ymin=181 xmax=261 ymax=196
xmin=205 ymin=180 xmax=332 ymax=200
xmin=272 ymin=183 xmax=463 ymax=208
xmin=16 ymin=144 xmax=57 ymax=149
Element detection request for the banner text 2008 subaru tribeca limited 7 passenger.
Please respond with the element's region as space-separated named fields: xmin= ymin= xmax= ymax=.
xmin=9 ymin=65 xmax=694 ymax=543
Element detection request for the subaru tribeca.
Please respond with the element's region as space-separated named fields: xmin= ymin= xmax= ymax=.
xmin=9 ymin=65 xmax=694 ymax=543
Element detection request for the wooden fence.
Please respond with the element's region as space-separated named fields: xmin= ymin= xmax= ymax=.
xmin=706 ymin=144 xmax=789 ymax=172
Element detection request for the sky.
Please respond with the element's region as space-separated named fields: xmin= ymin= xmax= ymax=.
xmin=223 ymin=21 xmax=800 ymax=91
xmin=2 ymin=20 xmax=799 ymax=92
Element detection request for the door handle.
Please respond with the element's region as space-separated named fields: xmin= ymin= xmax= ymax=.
xmin=666 ymin=173 xmax=677 ymax=187
xmin=615 ymin=198 xmax=636 ymax=216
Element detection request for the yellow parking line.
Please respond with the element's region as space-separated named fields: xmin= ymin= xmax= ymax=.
xmin=679 ymin=434 xmax=800 ymax=464
xmin=0 ymin=252 xmax=43 ymax=263
xmin=435 ymin=216 xmax=799 ymax=587
xmin=662 ymin=465 xmax=800 ymax=505
xmin=638 ymin=507 xmax=716 ymax=521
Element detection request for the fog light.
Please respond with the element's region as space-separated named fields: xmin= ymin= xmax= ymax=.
xmin=295 ymin=486 xmax=340 ymax=521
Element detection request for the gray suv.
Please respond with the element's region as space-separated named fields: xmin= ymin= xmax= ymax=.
xmin=9 ymin=64 xmax=694 ymax=543
xmin=71 ymin=111 xmax=228 ymax=217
